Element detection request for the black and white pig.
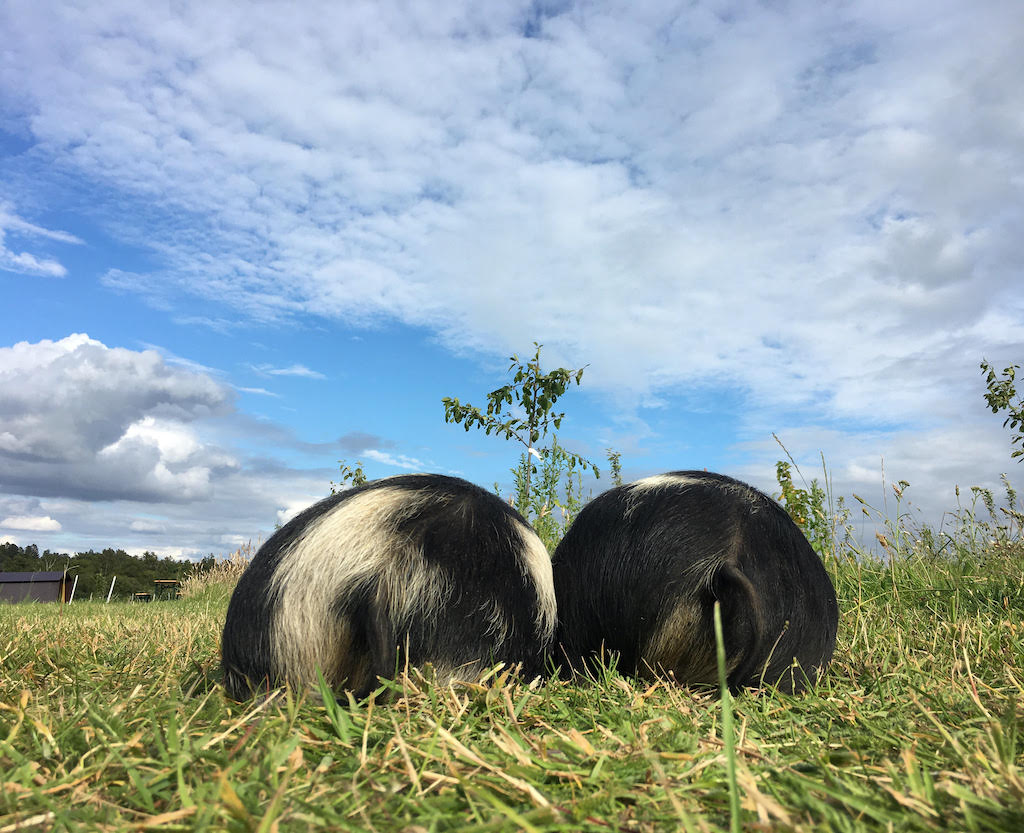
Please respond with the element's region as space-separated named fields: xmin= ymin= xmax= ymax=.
xmin=222 ymin=474 xmax=556 ymax=699
xmin=551 ymin=471 xmax=839 ymax=692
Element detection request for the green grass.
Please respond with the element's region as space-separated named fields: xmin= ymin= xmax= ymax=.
xmin=2 ymin=545 xmax=1023 ymax=831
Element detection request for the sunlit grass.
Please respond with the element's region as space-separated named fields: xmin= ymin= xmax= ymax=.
xmin=2 ymin=534 xmax=1023 ymax=831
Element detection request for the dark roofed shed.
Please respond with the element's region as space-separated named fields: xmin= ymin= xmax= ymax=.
xmin=0 ymin=571 xmax=70 ymax=603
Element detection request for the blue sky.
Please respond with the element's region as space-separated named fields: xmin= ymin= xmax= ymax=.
xmin=1 ymin=0 xmax=1021 ymax=558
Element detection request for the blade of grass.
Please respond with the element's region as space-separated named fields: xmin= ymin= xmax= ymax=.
xmin=713 ymin=601 xmax=741 ymax=833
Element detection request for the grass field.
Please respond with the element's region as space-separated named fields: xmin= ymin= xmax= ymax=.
xmin=2 ymin=515 xmax=1023 ymax=831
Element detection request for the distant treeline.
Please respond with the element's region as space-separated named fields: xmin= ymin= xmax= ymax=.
xmin=0 ymin=543 xmax=216 ymax=601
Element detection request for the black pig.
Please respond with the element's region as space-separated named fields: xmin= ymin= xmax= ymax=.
xmin=552 ymin=471 xmax=838 ymax=692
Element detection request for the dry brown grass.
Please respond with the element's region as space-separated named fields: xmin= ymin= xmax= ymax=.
xmin=179 ymin=541 xmax=255 ymax=601
xmin=2 ymin=534 xmax=1024 ymax=831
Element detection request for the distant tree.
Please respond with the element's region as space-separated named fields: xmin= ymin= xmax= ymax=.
xmin=981 ymin=360 xmax=1023 ymax=461
xmin=193 ymin=554 xmax=218 ymax=573
xmin=0 ymin=542 xmax=196 ymax=600
xmin=442 ymin=343 xmax=599 ymax=514
xmin=39 ymin=550 xmax=63 ymax=570
xmin=0 ymin=542 xmax=15 ymax=571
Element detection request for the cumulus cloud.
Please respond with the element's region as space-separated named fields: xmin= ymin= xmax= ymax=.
xmin=0 ymin=334 xmax=238 ymax=502
xmin=0 ymin=515 xmax=61 ymax=531
xmin=0 ymin=461 xmax=333 ymax=560
xmin=0 ymin=337 xmax=416 ymax=556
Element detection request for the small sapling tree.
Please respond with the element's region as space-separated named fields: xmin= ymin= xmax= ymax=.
xmin=981 ymin=360 xmax=1023 ymax=461
xmin=772 ymin=435 xmax=850 ymax=559
xmin=775 ymin=461 xmax=829 ymax=552
xmin=442 ymin=343 xmax=599 ymax=520
xmin=505 ymin=437 xmax=586 ymax=550
xmin=606 ymin=448 xmax=623 ymax=486
xmin=330 ymin=459 xmax=368 ymax=494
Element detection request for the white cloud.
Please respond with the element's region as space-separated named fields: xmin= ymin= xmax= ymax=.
xmin=0 ymin=249 xmax=66 ymax=278
xmin=363 ymin=449 xmax=427 ymax=471
xmin=106 ymin=417 xmax=202 ymax=465
xmin=736 ymin=419 xmax=1020 ymax=523
xmin=0 ymin=515 xmax=62 ymax=531
xmin=0 ymin=462 xmax=331 ymax=560
xmin=0 ymin=200 xmax=83 ymax=278
xmin=276 ymin=498 xmax=315 ymax=528
xmin=252 ymin=364 xmax=326 ymax=379
xmin=1 ymin=1 xmax=1017 ymax=417
xmin=0 ymin=1 xmax=1020 ymax=531
xmin=136 ymin=343 xmax=225 ymax=377
xmin=0 ymin=336 xmax=372 ymax=556
xmin=129 ymin=519 xmax=166 ymax=534
xmin=0 ymin=208 xmax=82 ymax=245
xmin=0 ymin=334 xmax=237 ymax=502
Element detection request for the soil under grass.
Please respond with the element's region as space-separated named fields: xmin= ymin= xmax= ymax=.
xmin=1 ymin=548 xmax=1023 ymax=832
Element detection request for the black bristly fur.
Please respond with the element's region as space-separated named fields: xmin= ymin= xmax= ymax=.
xmin=551 ymin=471 xmax=839 ymax=693
xmin=221 ymin=474 xmax=555 ymax=700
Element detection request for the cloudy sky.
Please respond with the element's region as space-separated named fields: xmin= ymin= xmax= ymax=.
xmin=1 ymin=0 xmax=1021 ymax=559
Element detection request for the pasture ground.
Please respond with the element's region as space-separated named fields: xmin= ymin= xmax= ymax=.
xmin=1 ymin=543 xmax=1023 ymax=831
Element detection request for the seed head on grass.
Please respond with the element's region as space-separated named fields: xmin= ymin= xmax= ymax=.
xmin=179 ymin=542 xmax=255 ymax=603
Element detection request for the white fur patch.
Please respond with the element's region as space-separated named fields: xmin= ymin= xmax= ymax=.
xmin=629 ymin=473 xmax=706 ymax=492
xmin=514 ymin=520 xmax=557 ymax=641
xmin=268 ymin=482 xmax=552 ymax=690
xmin=269 ymin=486 xmax=448 ymax=689
xmin=629 ymin=472 xmax=763 ymax=511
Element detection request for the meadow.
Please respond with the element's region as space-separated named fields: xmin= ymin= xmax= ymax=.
xmin=2 ymin=492 xmax=1023 ymax=832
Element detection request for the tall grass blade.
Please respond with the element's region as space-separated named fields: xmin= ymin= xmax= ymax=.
xmin=713 ymin=601 xmax=742 ymax=833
